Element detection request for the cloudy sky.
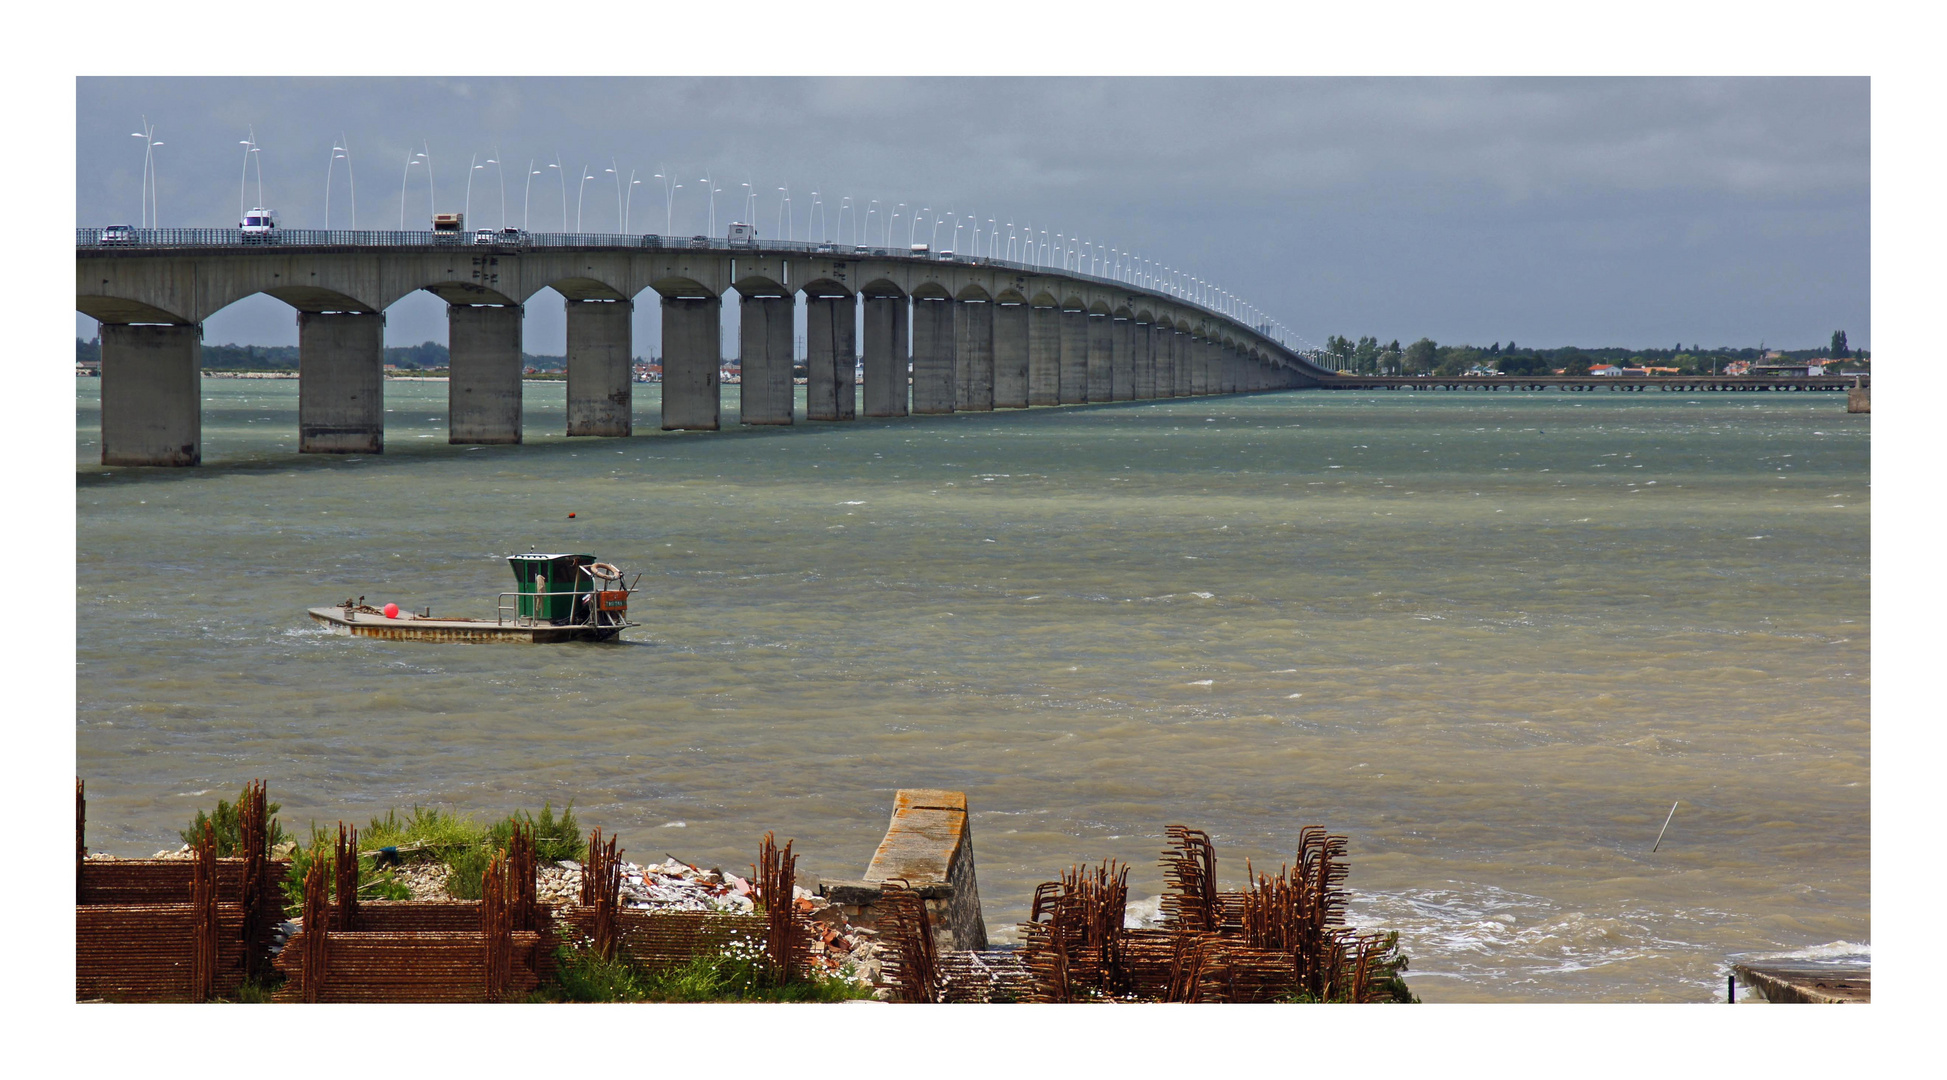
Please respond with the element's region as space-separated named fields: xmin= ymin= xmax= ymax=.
xmin=75 ymin=77 xmax=1869 ymax=354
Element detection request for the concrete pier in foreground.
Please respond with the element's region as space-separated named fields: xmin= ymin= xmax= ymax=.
xmin=447 ymin=304 xmax=523 ymax=444
xmin=100 ymin=323 xmax=201 ymax=466
xmin=297 ymin=311 xmax=384 ymax=454
xmin=818 ymin=788 xmax=988 ymax=954
xmin=565 ymin=299 xmax=632 ymax=437
xmin=1028 ymin=304 xmax=1061 ymax=407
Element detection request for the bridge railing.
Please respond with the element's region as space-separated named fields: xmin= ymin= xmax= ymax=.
xmin=78 ymin=228 xmax=1307 ymax=359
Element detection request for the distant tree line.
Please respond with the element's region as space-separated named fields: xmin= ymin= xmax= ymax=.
xmin=1315 ymin=333 xmax=1867 ymax=376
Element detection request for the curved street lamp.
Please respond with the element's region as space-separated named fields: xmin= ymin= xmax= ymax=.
xmin=238 ymin=129 xmax=264 ymax=221
xmin=464 ymin=153 xmax=480 ymax=222
xmin=131 ymin=120 xmax=161 ymax=228
xmin=488 ymin=146 xmax=503 ymax=231
xmin=400 ymin=151 xmax=425 ymax=229
xmin=653 ymin=168 xmax=681 ymax=235
xmin=551 ymin=154 xmax=567 ymax=232
xmin=576 ymin=164 xmax=593 ymax=233
xmin=525 ymin=161 xmax=539 ymax=231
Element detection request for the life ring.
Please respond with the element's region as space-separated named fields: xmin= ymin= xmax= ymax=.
xmin=587 ymin=562 xmax=623 ymax=581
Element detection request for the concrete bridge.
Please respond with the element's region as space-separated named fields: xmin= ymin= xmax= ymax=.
xmin=76 ymin=229 xmax=1330 ymax=466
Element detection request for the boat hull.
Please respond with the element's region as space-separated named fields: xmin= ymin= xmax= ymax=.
xmin=307 ymin=607 xmax=626 ymax=643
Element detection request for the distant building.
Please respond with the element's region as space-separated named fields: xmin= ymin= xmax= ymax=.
xmin=1589 ymin=364 xmax=1624 ymax=376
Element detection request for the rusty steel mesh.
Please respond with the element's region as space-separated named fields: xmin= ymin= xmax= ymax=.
xmin=1016 ymin=823 xmax=1402 ymax=1003
xmin=876 ymin=879 xmax=940 ymax=1003
xmin=755 ymin=831 xmax=808 ymax=983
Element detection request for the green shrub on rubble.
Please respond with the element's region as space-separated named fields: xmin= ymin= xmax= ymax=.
xmin=279 ymin=824 xmax=414 ymax=916
xmin=361 ymin=805 xmax=488 ymax=855
xmin=532 ymin=927 xmax=874 ymax=1003
xmin=489 ymin=802 xmax=584 ymax=863
xmin=179 ymin=785 xmax=287 ymax=856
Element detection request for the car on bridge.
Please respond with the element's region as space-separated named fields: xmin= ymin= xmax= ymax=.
xmin=240 ymin=208 xmax=278 ymax=242
xmin=100 ymin=224 xmax=136 ymax=246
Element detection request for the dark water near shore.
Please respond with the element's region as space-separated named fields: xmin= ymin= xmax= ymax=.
xmin=76 ymin=378 xmax=1869 ymax=1001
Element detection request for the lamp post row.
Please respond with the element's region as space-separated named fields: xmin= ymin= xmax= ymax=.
xmin=125 ymin=126 xmax=1293 ymax=347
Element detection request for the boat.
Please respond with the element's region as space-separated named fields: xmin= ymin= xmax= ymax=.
xmin=307 ymin=552 xmax=639 ymax=643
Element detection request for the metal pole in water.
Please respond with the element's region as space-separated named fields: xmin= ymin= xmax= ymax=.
xmin=1651 ymin=800 xmax=1680 ymax=852
xmin=1728 ymin=974 xmax=1736 ymax=1003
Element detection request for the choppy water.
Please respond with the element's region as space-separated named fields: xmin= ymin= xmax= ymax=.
xmin=75 ymin=378 xmax=1869 ymax=1001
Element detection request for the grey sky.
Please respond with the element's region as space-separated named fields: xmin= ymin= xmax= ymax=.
xmin=75 ymin=77 xmax=1869 ymax=354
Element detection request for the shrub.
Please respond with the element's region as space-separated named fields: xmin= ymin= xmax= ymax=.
xmin=443 ymin=844 xmax=493 ymax=900
xmin=489 ymin=802 xmax=583 ymax=863
xmin=361 ymin=805 xmax=487 ymax=855
xmin=179 ymin=786 xmax=286 ymax=856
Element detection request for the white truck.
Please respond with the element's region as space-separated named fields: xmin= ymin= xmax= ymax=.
xmin=240 ymin=208 xmax=278 ymax=241
xmin=727 ymin=222 xmax=757 ymax=247
xmin=432 ymin=212 xmax=465 ymax=241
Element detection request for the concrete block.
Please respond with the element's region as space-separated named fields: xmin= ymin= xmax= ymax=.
xmin=100 ymin=323 xmax=200 ymax=466
xmin=862 ymin=789 xmax=987 ymax=952
xmin=297 ymin=311 xmax=384 ymax=454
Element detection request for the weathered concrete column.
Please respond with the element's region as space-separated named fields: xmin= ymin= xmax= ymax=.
xmin=807 ymin=293 xmax=858 ymax=421
xmin=1133 ymin=321 xmax=1155 ymax=400
xmin=1225 ymin=348 xmax=1242 ymax=394
xmin=1110 ymin=317 xmax=1135 ymax=402
xmin=1058 ymin=307 xmax=1089 ymax=403
xmin=1086 ymin=314 xmax=1113 ymax=402
xmin=100 ymin=322 xmax=201 ymax=466
xmin=862 ymin=293 xmax=909 ymax=418
xmin=448 ymin=304 xmax=523 ymax=444
xmin=738 ymin=293 xmax=794 ymax=425
xmin=1173 ymin=332 xmax=1193 ymax=397
xmin=565 ymin=299 xmax=632 ymax=437
xmin=993 ymin=302 xmax=1030 ymax=408
xmin=1187 ymin=337 xmax=1207 ymax=395
xmin=661 ymin=294 xmax=722 ymax=431
xmin=297 ymin=311 xmax=384 ymax=454
xmin=911 ymin=297 xmax=956 ymax=414
xmin=954 ymin=299 xmax=994 ymax=412
xmin=865 ymin=789 xmax=988 ymax=952
xmin=1028 ymin=305 xmax=1061 ymax=406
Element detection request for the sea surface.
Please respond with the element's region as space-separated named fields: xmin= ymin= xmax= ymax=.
xmin=75 ymin=377 xmax=1870 ymax=1001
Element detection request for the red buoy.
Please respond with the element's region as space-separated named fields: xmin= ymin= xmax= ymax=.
xmin=383 ymin=603 xmax=400 ymax=619
xmin=568 ymin=512 xmax=577 ymax=519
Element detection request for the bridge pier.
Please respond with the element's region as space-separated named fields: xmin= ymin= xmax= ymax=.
xmin=738 ymin=293 xmax=794 ymax=425
xmin=1058 ymin=307 xmax=1088 ymax=403
xmin=861 ymin=293 xmax=908 ymax=418
xmin=954 ymin=298 xmax=994 ymax=412
xmin=448 ymin=304 xmax=523 ymax=444
xmin=1086 ymin=313 xmax=1113 ymax=402
xmin=297 ymin=311 xmax=384 ymax=454
xmin=1134 ymin=321 xmax=1156 ymax=399
xmin=911 ymin=297 xmax=956 ymax=414
xmin=993 ymin=301 xmax=1029 ymax=408
xmin=806 ymin=293 xmax=858 ymax=421
xmin=661 ymin=294 xmax=722 ymax=431
xmin=565 ymin=299 xmax=632 ymax=437
xmin=1189 ymin=338 xmax=1210 ymax=395
xmin=100 ymin=322 xmax=201 ymax=466
xmin=1173 ymin=332 xmax=1192 ymax=397
xmin=1028 ymin=304 xmax=1060 ymax=406
xmin=1111 ymin=316 xmax=1135 ymax=401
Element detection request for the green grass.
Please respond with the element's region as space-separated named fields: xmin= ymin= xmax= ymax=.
xmin=179 ymin=785 xmax=287 ymax=856
xmin=533 ymin=929 xmax=876 ymax=1003
xmin=362 ymin=805 xmax=490 ymax=855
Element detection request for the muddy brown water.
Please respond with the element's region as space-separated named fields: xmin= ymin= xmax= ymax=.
xmin=76 ymin=378 xmax=1869 ymax=1001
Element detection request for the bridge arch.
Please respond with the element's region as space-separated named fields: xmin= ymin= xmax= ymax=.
xmin=731 ymin=272 xmax=790 ymax=299
xmin=859 ymin=277 xmax=906 ymax=300
xmin=76 ymin=294 xmax=193 ymax=325
xmin=800 ymin=276 xmax=854 ymax=299
xmin=955 ymin=282 xmax=993 ymax=302
xmin=1029 ymin=289 xmax=1061 ymax=308
xmin=995 ymin=288 xmax=1028 ymax=305
xmin=531 ymin=274 xmax=629 ymax=303
xmin=648 ymin=275 xmax=719 ymax=300
xmin=911 ymin=281 xmax=953 ymax=301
